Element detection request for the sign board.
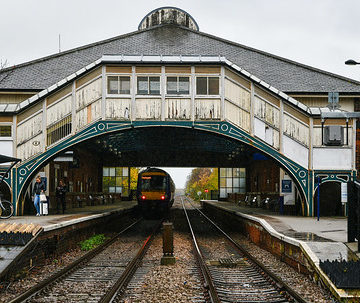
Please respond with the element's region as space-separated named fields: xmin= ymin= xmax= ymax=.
xmin=281 ymin=180 xmax=292 ymax=193
xmin=341 ymin=182 xmax=348 ymax=203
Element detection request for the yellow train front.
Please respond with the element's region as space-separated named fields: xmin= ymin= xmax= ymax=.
xmin=136 ymin=168 xmax=175 ymax=213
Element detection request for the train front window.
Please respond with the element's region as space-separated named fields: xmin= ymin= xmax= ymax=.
xmin=141 ymin=175 xmax=166 ymax=191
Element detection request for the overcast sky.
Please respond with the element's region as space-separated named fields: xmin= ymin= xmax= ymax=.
xmin=1 ymin=0 xmax=360 ymax=187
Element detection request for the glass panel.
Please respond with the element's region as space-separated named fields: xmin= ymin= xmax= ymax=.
xmin=227 ymin=188 xmax=233 ymax=194
xmin=119 ymin=76 xmax=130 ymax=94
xmin=220 ymin=188 xmax=226 ymax=198
xmin=0 ymin=126 xmax=11 ymax=137
xmin=149 ymin=77 xmax=160 ymax=94
xmin=196 ymin=77 xmax=207 ymax=95
xmin=116 ymin=167 xmax=123 ymax=176
xmin=102 ymin=177 xmax=110 ymax=187
xmin=240 ymin=168 xmax=246 ymax=178
xmin=137 ymin=76 xmax=148 ymax=94
xmin=179 ymin=77 xmax=190 ymax=94
xmin=108 ymin=76 xmax=118 ymax=94
xmin=233 ymin=187 xmax=240 ymax=193
xmin=240 ymin=178 xmax=246 ymax=188
xmin=233 ymin=178 xmax=240 ymax=187
xmin=226 ymin=168 xmax=232 ymax=177
xmin=167 ymin=77 xmax=177 ymax=94
xmin=109 ymin=177 xmax=116 ymax=186
xmin=209 ymin=77 xmax=219 ymax=95
xmin=103 ymin=167 xmax=109 ymax=177
xmin=123 ymin=167 xmax=129 ymax=176
xmin=109 ymin=168 xmax=116 ymax=177
xmin=116 ymin=177 xmax=122 ymax=186
xmin=233 ymin=168 xmax=240 ymax=177
xmin=220 ymin=168 xmax=226 ymax=177
xmin=220 ymin=178 xmax=226 ymax=187
xmin=226 ymin=178 xmax=232 ymax=187
xmin=141 ymin=175 xmax=166 ymax=191
xmin=109 ymin=187 xmax=116 ymax=193
xmin=122 ymin=178 xmax=129 ymax=187
xmin=115 ymin=187 xmax=122 ymax=193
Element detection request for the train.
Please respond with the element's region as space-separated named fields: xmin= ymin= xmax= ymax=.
xmin=136 ymin=167 xmax=175 ymax=212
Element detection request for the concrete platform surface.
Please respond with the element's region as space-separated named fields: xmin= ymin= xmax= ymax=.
xmin=2 ymin=201 xmax=136 ymax=230
xmin=203 ymin=200 xmax=359 ymax=261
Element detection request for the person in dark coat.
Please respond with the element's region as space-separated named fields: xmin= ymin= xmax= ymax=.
xmin=32 ymin=175 xmax=45 ymax=216
xmin=56 ymin=180 xmax=67 ymax=214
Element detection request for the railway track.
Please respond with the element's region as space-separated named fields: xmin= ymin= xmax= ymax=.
xmin=181 ymin=197 xmax=310 ymax=303
xmin=9 ymin=219 xmax=161 ymax=303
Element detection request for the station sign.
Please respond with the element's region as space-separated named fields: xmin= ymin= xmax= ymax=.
xmin=281 ymin=180 xmax=292 ymax=193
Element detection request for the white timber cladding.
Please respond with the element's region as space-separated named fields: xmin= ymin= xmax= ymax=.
xmin=17 ymin=112 xmax=43 ymax=146
xmin=224 ymin=101 xmax=250 ymax=132
xmin=165 ymin=98 xmax=191 ymax=120
xmin=91 ymin=99 xmax=102 ymax=122
xmin=75 ymin=77 xmax=102 ymax=110
xmin=283 ymin=113 xmax=309 ymax=147
xmin=253 ymin=118 xmax=280 ymax=149
xmin=76 ymin=107 xmax=88 ymax=131
xmin=106 ymin=98 xmax=131 ymax=120
xmin=46 ymin=95 xmax=72 ymax=126
xmin=224 ymin=78 xmax=250 ymax=111
xmin=313 ymin=148 xmax=352 ymax=170
xmin=136 ymin=98 xmax=162 ymax=119
xmin=194 ymin=98 xmax=221 ymax=119
xmin=17 ymin=133 xmax=42 ymax=160
xmin=283 ymin=135 xmax=309 ymax=168
xmin=254 ymin=96 xmax=280 ymax=128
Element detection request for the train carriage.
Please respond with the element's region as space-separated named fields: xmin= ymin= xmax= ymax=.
xmin=136 ymin=168 xmax=175 ymax=213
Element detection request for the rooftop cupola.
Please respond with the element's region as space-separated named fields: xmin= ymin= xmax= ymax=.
xmin=138 ymin=7 xmax=199 ymax=31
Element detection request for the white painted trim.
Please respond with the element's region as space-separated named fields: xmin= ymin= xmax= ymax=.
xmin=42 ymin=100 xmax=46 ymax=151
xmin=17 ymin=109 xmax=43 ymax=127
xmin=279 ymin=99 xmax=284 ymax=153
xmin=191 ymin=66 xmax=195 ymax=121
xmin=71 ymin=81 xmax=76 ymax=135
xmin=220 ymin=66 xmax=225 ymax=120
xmin=101 ymin=66 xmax=106 ymax=120
xmin=131 ymin=66 xmax=136 ymax=121
xmin=161 ymin=66 xmax=165 ymax=121
xmin=250 ymin=82 xmax=255 ymax=136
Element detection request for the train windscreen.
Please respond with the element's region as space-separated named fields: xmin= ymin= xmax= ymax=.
xmin=141 ymin=175 xmax=166 ymax=191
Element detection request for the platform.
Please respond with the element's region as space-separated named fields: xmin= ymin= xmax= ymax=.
xmin=202 ymin=200 xmax=360 ymax=301
xmin=0 ymin=201 xmax=137 ymax=279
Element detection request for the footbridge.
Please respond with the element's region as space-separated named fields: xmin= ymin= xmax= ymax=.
xmin=2 ymin=55 xmax=356 ymax=215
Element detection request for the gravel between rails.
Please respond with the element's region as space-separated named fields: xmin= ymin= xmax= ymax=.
xmin=119 ymin=232 xmax=204 ymax=303
xmin=0 ymin=247 xmax=87 ymax=303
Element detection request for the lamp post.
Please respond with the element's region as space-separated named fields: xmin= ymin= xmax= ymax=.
xmin=345 ymin=59 xmax=360 ymax=65
xmin=345 ymin=58 xmax=360 ymax=252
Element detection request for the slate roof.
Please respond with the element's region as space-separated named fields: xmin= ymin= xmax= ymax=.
xmin=1 ymin=24 xmax=359 ymax=93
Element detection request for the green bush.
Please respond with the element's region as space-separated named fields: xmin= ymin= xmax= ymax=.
xmin=80 ymin=234 xmax=106 ymax=251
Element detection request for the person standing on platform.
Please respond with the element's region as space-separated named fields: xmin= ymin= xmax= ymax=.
xmin=32 ymin=176 xmax=45 ymax=216
xmin=56 ymin=180 xmax=67 ymax=214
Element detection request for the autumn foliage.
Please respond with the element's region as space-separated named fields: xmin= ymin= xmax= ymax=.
xmin=185 ymin=168 xmax=218 ymax=200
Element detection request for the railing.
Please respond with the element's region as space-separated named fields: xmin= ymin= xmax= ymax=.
xmin=48 ymin=192 xmax=122 ymax=210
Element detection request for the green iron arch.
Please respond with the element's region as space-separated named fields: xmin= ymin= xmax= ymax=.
xmin=13 ymin=120 xmax=311 ymax=215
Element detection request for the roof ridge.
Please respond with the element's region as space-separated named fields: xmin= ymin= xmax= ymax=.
xmin=0 ymin=27 xmax=152 ymax=73
xmin=188 ymin=27 xmax=360 ymax=86
xmin=1 ymin=24 xmax=360 ymax=87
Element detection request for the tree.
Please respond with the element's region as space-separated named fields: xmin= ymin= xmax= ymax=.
xmin=0 ymin=59 xmax=13 ymax=85
xmin=185 ymin=168 xmax=218 ymax=200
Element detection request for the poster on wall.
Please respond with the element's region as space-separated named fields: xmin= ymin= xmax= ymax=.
xmin=281 ymin=180 xmax=292 ymax=193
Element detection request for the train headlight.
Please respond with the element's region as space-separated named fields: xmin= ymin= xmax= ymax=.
xmin=141 ymin=195 xmax=146 ymax=200
xmin=161 ymin=195 xmax=165 ymax=200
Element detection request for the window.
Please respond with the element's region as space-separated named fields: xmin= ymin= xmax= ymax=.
xmin=166 ymin=77 xmax=190 ymax=94
xmin=219 ymin=167 xmax=246 ymax=198
xmin=196 ymin=77 xmax=219 ymax=95
xmin=102 ymin=166 xmax=130 ymax=196
xmin=47 ymin=116 xmax=72 ymax=145
xmin=107 ymin=76 xmax=130 ymax=94
xmin=137 ymin=76 xmax=160 ymax=95
xmin=0 ymin=125 xmax=11 ymax=137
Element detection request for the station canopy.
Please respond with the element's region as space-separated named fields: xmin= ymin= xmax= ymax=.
xmin=76 ymin=127 xmax=267 ymax=167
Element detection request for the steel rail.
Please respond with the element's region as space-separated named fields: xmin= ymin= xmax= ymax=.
xmin=100 ymin=220 xmax=162 ymax=303
xmin=181 ymin=197 xmax=221 ymax=303
xmin=185 ymin=197 xmax=310 ymax=303
xmin=8 ymin=219 xmax=142 ymax=303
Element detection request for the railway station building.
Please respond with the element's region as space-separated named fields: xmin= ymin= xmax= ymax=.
xmin=1 ymin=7 xmax=360 ymax=216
